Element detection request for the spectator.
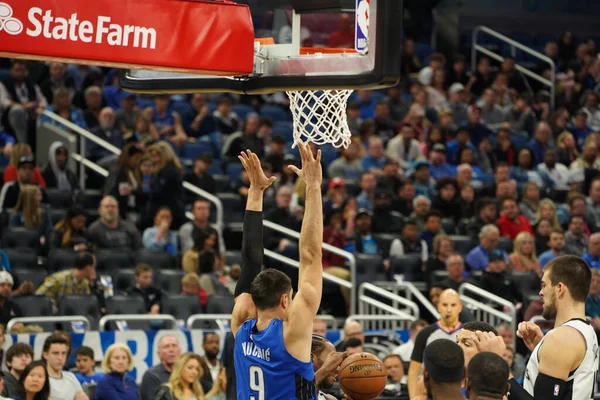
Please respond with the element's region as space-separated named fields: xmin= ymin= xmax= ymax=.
xmin=455 ymin=164 xmax=478 ymax=191
xmin=0 ymin=60 xmax=48 ymax=143
xmin=140 ymin=336 xmax=181 ymax=400
xmin=3 ymin=144 xmax=44 ymax=188
xmin=447 ymin=83 xmax=468 ymax=126
xmin=42 ymin=334 xmax=87 ymax=400
xmin=0 ymin=156 xmax=47 ymax=211
xmin=588 ymin=178 xmax=600 ymax=232
xmin=114 ymin=92 xmax=140 ymax=135
xmin=185 ymin=93 xmax=216 ymax=138
xmin=497 ymin=197 xmax=533 ymax=240
xmin=178 ymin=199 xmax=218 ymax=253
xmin=373 ymin=101 xmax=397 ymax=142
xmin=537 ymin=148 xmax=570 ymax=191
xmin=587 ymin=270 xmax=600 ymax=336
xmin=423 ymin=234 xmax=454 ymax=287
xmin=390 ymin=220 xmax=428 ymax=262
xmin=568 ymin=110 xmax=593 ymax=149
xmin=509 ymin=232 xmax=541 ymax=276
xmin=144 ymin=95 xmax=188 ymax=148
xmin=89 ymin=107 xmax=124 ymax=162
xmin=39 ymin=62 xmax=76 ymax=104
xmin=401 ymin=39 xmax=421 ymax=75
xmin=312 ymin=318 xmax=328 ymax=337
xmin=9 ymin=185 xmax=52 ymax=238
xmin=74 ymin=346 xmax=104 ymax=387
xmin=95 ymin=344 xmax=138 ymax=400
xmin=104 ymin=143 xmax=146 ymax=220
xmin=428 ymin=144 xmax=454 ymax=181
xmin=446 ymin=127 xmax=475 ymax=165
xmin=323 ymin=178 xmax=348 ymax=215
xmin=142 ymin=207 xmax=178 ymax=257
xmin=327 ymin=139 xmax=363 ymax=179
xmin=182 ymin=230 xmax=219 ymax=274
xmin=393 ymin=180 xmax=416 ymax=217
xmin=40 ymin=87 xmax=87 ymax=132
xmin=3 ymin=343 xmax=33 ymax=399
xmin=152 ymin=352 xmax=223 ymax=400
xmin=480 ymin=249 xmax=524 ymax=306
xmin=565 ymin=215 xmax=589 ymax=256
xmin=42 ymin=142 xmax=79 ymax=191
xmin=527 ymin=122 xmax=553 ymax=166
xmin=392 ymin=319 xmax=428 ymax=362
xmin=356 ymin=172 xmax=377 ymax=211
xmin=567 ymin=194 xmax=593 ymax=234
xmin=539 ymin=229 xmax=566 ymax=269
xmin=514 ymin=148 xmax=544 ymax=188
xmin=492 ymin=127 xmax=517 ymax=166
xmin=386 ymin=123 xmax=424 ymax=170
xmin=431 ymin=178 xmax=460 ymax=220
xmin=180 ymin=272 xmax=209 ymax=305
xmin=426 ymin=70 xmax=448 ymax=111
xmin=382 ymin=354 xmax=406 ymax=397
xmin=519 ymin=182 xmax=541 ymax=224
xmin=346 ymin=102 xmax=363 ymax=136
xmin=439 ymin=253 xmax=469 ymax=291
xmin=581 ymin=91 xmax=600 ymax=131
xmin=468 ymin=57 xmax=494 ymax=97
xmin=421 ymin=125 xmax=447 ymax=159
xmin=35 ymin=250 xmax=96 ymax=308
xmin=148 ymin=143 xmax=186 ymax=229
xmin=264 ymin=135 xmax=287 ymax=175
xmin=556 ymin=131 xmax=579 ymax=166
xmin=447 ymin=55 xmax=469 ymax=86
xmin=89 ymin=196 xmax=142 ymax=251
xmin=571 ymin=141 xmax=600 ymax=170
xmin=478 ymin=88 xmax=505 ymax=128
xmin=356 ymin=90 xmax=378 ymax=120
xmin=465 ymin=224 xmax=506 ymax=272
xmin=505 ymin=95 xmax=537 ymax=136
xmin=361 ymin=136 xmax=387 ymax=173
xmin=412 ymin=161 xmax=435 ymax=199
xmin=459 ymin=183 xmax=477 ymax=219
xmin=128 ymin=264 xmax=162 ymax=316
xmin=419 ymin=211 xmax=444 ymax=252
xmin=0 ymin=271 xmax=21 ymax=327
xmin=534 ymin=218 xmax=552 ymax=255
xmin=372 ymin=190 xmax=403 ymax=234
xmin=81 ymin=86 xmax=103 ymax=129
xmin=386 ymin=84 xmax=411 ymax=122
xmin=199 ymin=332 xmax=222 ymax=387
xmin=462 ymin=198 xmax=497 ymax=240
xmin=463 ymin=105 xmax=494 ymax=148
xmin=346 ymin=209 xmax=380 ymax=256
xmin=534 ymin=198 xmax=562 ymax=230
xmin=583 ymin=233 xmax=600 ymax=269
xmin=223 ymin=115 xmax=271 ymax=159
xmin=212 ymin=97 xmax=241 ymax=135
xmin=15 ymin=361 xmax=50 ymax=400
xmin=410 ymin=195 xmax=430 ymax=230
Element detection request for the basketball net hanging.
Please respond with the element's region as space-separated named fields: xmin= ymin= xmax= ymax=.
xmin=287 ymin=89 xmax=353 ymax=149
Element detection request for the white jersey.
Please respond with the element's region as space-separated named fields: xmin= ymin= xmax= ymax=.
xmin=523 ymin=318 xmax=599 ymax=399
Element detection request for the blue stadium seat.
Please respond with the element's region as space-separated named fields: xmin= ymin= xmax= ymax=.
xmin=414 ymin=43 xmax=433 ymax=62
xmin=232 ymin=104 xmax=255 ymax=120
xmin=226 ymin=163 xmax=243 ymax=181
xmin=182 ymin=142 xmax=214 ymax=160
xmin=171 ymin=101 xmax=193 ymax=117
xmin=208 ymin=159 xmax=223 ymax=175
xmin=273 ymin=121 xmax=294 ymax=143
xmin=207 ymin=102 xmax=217 ymax=114
xmin=260 ymin=105 xmax=289 ymax=122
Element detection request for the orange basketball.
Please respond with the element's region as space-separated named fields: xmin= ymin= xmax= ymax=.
xmin=338 ymin=352 xmax=387 ymax=400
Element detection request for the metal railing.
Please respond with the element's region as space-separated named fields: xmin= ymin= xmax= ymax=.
xmin=388 ymin=277 xmax=441 ymax=320
xmin=7 ymin=316 xmax=91 ymax=333
xmin=347 ymin=314 xmax=416 ymax=331
xmin=358 ymin=283 xmax=419 ymax=330
xmin=263 ymin=220 xmax=357 ymax=314
xmin=471 ymin=26 xmax=556 ymax=108
xmin=98 ymin=314 xmax=177 ymax=331
xmin=187 ymin=314 xmax=232 ymax=332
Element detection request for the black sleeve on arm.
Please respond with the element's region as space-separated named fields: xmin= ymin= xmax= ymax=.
xmin=533 ymin=373 xmax=566 ymax=400
xmin=234 ymin=210 xmax=264 ymax=297
xmin=507 ymin=378 xmax=534 ymax=400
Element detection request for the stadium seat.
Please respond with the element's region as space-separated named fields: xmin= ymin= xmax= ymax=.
xmin=105 ymin=295 xmax=148 ymax=330
xmin=59 ymin=295 xmax=100 ymax=330
xmin=135 ymin=250 xmax=175 ymax=269
xmin=45 ymin=189 xmax=74 ymax=209
xmin=441 ymin=218 xmax=457 ymax=235
xmin=2 ymin=228 xmax=40 ymax=249
xmin=432 ymin=270 xmax=449 ymax=286
xmin=206 ymin=294 xmax=235 ymax=314
xmin=224 ymin=251 xmax=242 ymax=266
xmin=113 ymin=269 xmax=135 ymax=294
xmin=355 ymin=254 xmax=386 ymax=287
xmin=79 ymin=190 xmax=103 ymax=210
xmin=449 ymin=235 xmax=476 ymax=256
xmin=497 ymin=237 xmax=514 ymax=254
xmin=373 ymin=234 xmax=398 ymax=257
xmin=15 ymin=268 xmax=47 ymax=289
xmin=182 ymin=142 xmax=213 ymax=160
xmin=213 ymin=175 xmax=231 ymax=192
xmin=509 ymin=271 xmax=539 ymax=298
xmin=48 ymin=209 xmax=67 ymax=225
xmin=171 ymin=100 xmax=193 ymax=117
xmin=47 ymin=248 xmax=77 ymax=271
xmin=5 ymin=249 xmax=38 ymax=269
xmin=259 ymin=105 xmax=289 ymax=122
xmin=390 ymin=255 xmax=423 ymax=281
xmin=225 ymin=163 xmax=243 ymax=181
xmin=161 ymin=294 xmax=203 ymax=321
xmin=95 ymin=250 xmax=133 ymax=274
xmin=216 ymin=193 xmax=244 ymax=223
xmin=232 ymin=104 xmax=254 ymax=120
xmin=156 ymin=270 xmax=185 ymax=294
xmin=13 ymin=295 xmax=53 ymax=317
xmin=273 ymin=121 xmax=294 ymax=143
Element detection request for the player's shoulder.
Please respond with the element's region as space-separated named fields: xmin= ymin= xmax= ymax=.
xmin=544 ymin=324 xmax=587 ymax=350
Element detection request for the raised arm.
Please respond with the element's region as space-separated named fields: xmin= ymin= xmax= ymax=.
xmin=231 ymin=151 xmax=276 ymax=337
xmin=285 ymin=142 xmax=324 ymax=362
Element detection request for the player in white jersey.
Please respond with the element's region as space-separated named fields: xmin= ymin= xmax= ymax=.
xmin=508 ymin=255 xmax=599 ymax=400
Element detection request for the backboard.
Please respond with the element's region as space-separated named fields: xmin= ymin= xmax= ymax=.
xmin=120 ymin=0 xmax=403 ymax=94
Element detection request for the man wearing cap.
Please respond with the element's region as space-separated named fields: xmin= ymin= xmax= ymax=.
xmin=413 ymin=161 xmax=435 ymax=199
xmin=372 ymin=190 xmax=403 ymax=234
xmin=114 ymin=92 xmax=141 ymax=135
xmin=428 ymin=144 xmax=454 ymax=181
xmin=345 ymin=209 xmax=380 ymax=256
xmin=361 ymin=136 xmax=388 ymax=174
xmin=0 ymin=271 xmax=22 ymax=328
xmin=480 ymin=249 xmax=524 ymax=306
xmin=0 ymin=156 xmax=47 ymax=210
xmin=447 ymin=83 xmax=469 ymax=126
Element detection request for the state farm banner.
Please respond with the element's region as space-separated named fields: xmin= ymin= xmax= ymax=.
xmin=0 ymin=0 xmax=255 ymax=75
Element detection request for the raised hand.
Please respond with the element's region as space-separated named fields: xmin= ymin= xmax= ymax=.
xmin=474 ymin=330 xmax=506 ymax=356
xmin=238 ymin=150 xmax=276 ymax=191
xmin=320 ymin=351 xmax=348 ymax=376
xmin=517 ymin=321 xmax=544 ymax=351
xmin=288 ymin=141 xmax=322 ymax=188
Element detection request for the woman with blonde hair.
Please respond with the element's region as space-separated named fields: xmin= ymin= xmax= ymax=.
xmin=146 ymin=142 xmax=185 ymax=229
xmin=95 ymin=343 xmax=138 ymax=400
xmin=534 ymin=198 xmax=562 ymax=230
xmin=153 ymin=352 xmax=223 ymax=400
xmin=519 ymin=182 xmax=540 ymax=224
xmin=4 ymin=143 xmax=45 ymax=187
xmin=10 ymin=185 xmax=52 ymax=237
xmin=509 ymin=232 xmax=541 ymax=277
xmin=556 ymin=131 xmax=579 ymax=166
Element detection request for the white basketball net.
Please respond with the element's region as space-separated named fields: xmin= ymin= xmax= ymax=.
xmin=286 ymin=89 xmax=354 ymax=149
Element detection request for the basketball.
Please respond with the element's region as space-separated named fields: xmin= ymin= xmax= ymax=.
xmin=338 ymin=353 xmax=387 ymax=400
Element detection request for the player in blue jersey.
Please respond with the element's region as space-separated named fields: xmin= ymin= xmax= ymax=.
xmin=232 ymin=143 xmax=324 ymax=400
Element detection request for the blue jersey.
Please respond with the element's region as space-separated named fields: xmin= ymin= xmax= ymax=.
xmin=234 ymin=319 xmax=316 ymax=400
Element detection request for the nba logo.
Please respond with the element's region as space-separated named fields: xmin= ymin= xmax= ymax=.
xmin=355 ymin=0 xmax=369 ymax=53
xmin=553 ymin=384 xmax=559 ymax=396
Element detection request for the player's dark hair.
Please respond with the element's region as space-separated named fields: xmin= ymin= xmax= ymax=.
xmin=42 ymin=333 xmax=69 ymax=353
xmin=6 ymin=343 xmax=33 ymax=366
xmin=423 ymin=339 xmax=464 ymax=383
xmin=462 ymin=321 xmax=498 ymax=335
xmin=75 ymin=346 xmax=94 ymax=359
xmin=545 ymin=255 xmax=592 ymax=302
xmin=250 ymin=269 xmax=292 ymax=311
xmin=311 ymin=335 xmax=329 ymax=357
xmin=344 ymin=338 xmax=363 ymax=351
xmin=203 ymin=332 xmax=218 ymax=344
xmin=467 ymin=352 xmax=509 ymax=398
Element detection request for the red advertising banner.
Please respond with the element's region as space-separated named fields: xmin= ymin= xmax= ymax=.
xmin=0 ymin=0 xmax=255 ymax=75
